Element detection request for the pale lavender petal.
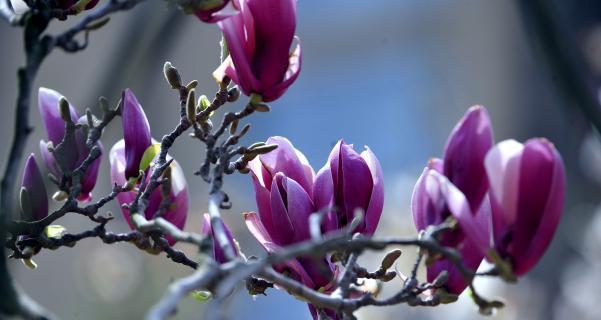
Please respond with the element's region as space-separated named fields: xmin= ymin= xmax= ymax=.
xmin=244 ymin=211 xmax=274 ymax=245
xmin=484 ymin=139 xmax=524 ymax=243
xmin=428 ymin=157 xmax=443 ymax=173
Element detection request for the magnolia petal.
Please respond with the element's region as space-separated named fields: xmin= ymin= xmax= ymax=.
xmin=249 ymin=166 xmax=277 ymax=237
xmin=361 ymin=146 xmax=384 ymax=236
xmin=78 ymin=141 xmax=103 ymax=202
xmin=284 ymin=176 xmax=314 ymax=242
xmin=218 ymin=10 xmax=260 ymax=95
xmin=122 ymin=89 xmax=152 ymax=180
xmin=246 ymin=0 xmax=296 ymax=89
xmin=243 ymin=211 xmax=274 ymax=246
xmin=270 ymin=174 xmax=295 ymax=245
xmin=20 ymin=154 xmax=48 ymax=221
xmin=484 ymin=139 xmax=524 ymax=241
xmin=427 ymin=236 xmax=484 ymax=295
xmin=244 ymin=211 xmax=316 ymax=288
xmin=512 ymin=139 xmax=565 ymax=275
xmin=443 ymin=106 xmax=493 ymax=211
xmin=38 ymin=87 xmax=79 ymax=145
xmin=429 ymin=171 xmax=489 ymax=256
xmin=261 ymin=136 xmax=313 ymax=194
xmin=313 ymin=164 xmax=337 ymax=233
xmin=339 ymin=142 xmax=373 ymax=231
xmin=203 ymin=213 xmax=236 ymax=263
xmin=261 ymin=38 xmax=302 ymax=102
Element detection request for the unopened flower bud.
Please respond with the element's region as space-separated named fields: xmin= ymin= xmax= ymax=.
xmin=163 ymin=61 xmax=182 ymax=89
xmin=380 ymin=249 xmax=402 ymax=270
xmin=199 ymin=95 xmax=211 ymax=111
xmin=229 ymin=119 xmax=239 ymax=135
xmin=249 ymin=144 xmax=278 ymax=155
xmin=186 ymin=80 xmax=198 ymax=91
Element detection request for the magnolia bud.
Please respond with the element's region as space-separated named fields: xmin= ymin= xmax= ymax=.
xmin=229 ymin=119 xmax=239 ymax=135
xmin=163 ymin=61 xmax=182 ymax=89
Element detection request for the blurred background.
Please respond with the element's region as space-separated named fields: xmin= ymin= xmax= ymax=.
xmin=2 ymin=0 xmax=601 ymax=319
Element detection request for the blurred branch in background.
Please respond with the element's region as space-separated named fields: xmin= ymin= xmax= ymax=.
xmin=92 ymin=7 xmax=187 ymax=105
xmin=516 ymin=0 xmax=601 ymax=134
xmin=0 ymin=1 xmax=147 ymax=318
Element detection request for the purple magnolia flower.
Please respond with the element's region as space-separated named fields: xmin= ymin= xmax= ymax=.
xmin=245 ymin=137 xmax=335 ymax=290
xmin=412 ymin=165 xmax=490 ymax=294
xmin=38 ymin=87 xmax=102 ymax=202
xmin=201 ymin=214 xmax=238 ymax=263
xmin=411 ymin=106 xmax=493 ymax=294
xmin=110 ymin=141 xmax=189 ymax=246
xmin=313 ymin=140 xmax=384 ymax=236
xmin=109 ymin=90 xmax=188 ymax=245
xmin=244 ymin=137 xmax=338 ymax=293
xmin=484 ymin=138 xmax=565 ymax=276
xmin=194 ymin=0 xmax=237 ymax=23
xmin=20 ymin=154 xmax=48 ymax=222
xmin=214 ymin=0 xmax=301 ymax=102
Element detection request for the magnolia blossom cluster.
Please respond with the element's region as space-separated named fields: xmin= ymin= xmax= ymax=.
xmin=13 ymin=0 xmax=567 ymax=318
xmin=412 ymin=106 xmax=566 ymax=295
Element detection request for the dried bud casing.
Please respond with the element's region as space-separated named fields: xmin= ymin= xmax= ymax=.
xmin=163 ymin=61 xmax=182 ymax=89
xmin=229 ymin=119 xmax=239 ymax=135
xmin=99 ymin=96 xmax=110 ymax=115
xmin=59 ymin=97 xmax=72 ymax=123
xmin=253 ymin=103 xmax=271 ymax=113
